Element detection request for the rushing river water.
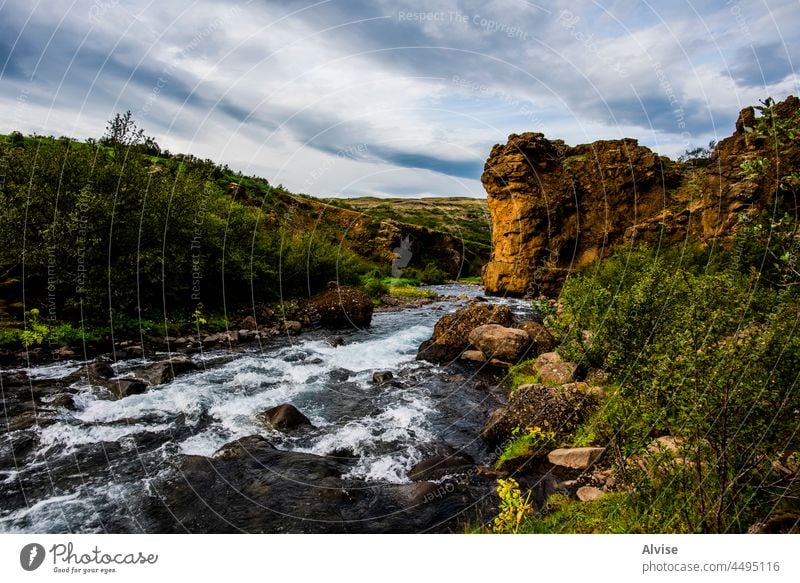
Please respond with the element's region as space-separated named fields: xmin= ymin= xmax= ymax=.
xmin=0 ymin=285 xmax=534 ymax=533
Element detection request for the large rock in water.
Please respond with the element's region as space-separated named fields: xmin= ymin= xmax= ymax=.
xmin=480 ymin=383 xmax=598 ymax=443
xmin=133 ymin=356 xmax=198 ymax=386
xmin=256 ymin=404 xmax=312 ymax=432
xmin=305 ymin=284 xmax=373 ymax=329
xmin=468 ymin=324 xmax=531 ymax=362
xmin=480 ymin=96 xmax=800 ymax=296
xmin=417 ymin=301 xmax=515 ymax=364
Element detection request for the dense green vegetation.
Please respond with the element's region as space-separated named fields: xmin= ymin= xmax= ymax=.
xmin=0 ymin=115 xmax=375 ymax=343
xmin=496 ymin=213 xmax=800 ymax=532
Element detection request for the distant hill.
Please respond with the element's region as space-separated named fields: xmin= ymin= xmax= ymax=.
xmin=325 ymin=196 xmax=491 ymax=264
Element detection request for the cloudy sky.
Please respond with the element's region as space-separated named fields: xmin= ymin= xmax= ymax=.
xmin=1 ymin=0 xmax=798 ymax=198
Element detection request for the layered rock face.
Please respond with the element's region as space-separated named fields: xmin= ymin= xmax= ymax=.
xmin=481 ymin=96 xmax=800 ymax=296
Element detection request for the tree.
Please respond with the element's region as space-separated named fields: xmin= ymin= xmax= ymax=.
xmin=100 ymin=110 xmax=144 ymax=147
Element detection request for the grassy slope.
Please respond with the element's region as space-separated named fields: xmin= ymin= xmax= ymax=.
xmin=325 ymin=196 xmax=491 ymax=250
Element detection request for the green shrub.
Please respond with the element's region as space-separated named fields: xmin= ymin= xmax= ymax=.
xmin=552 ymin=239 xmax=800 ymax=532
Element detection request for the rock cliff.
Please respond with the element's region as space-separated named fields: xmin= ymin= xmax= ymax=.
xmin=481 ymin=96 xmax=800 ymax=296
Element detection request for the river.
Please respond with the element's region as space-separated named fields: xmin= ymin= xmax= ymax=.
xmin=0 ymin=285 xmax=533 ymax=533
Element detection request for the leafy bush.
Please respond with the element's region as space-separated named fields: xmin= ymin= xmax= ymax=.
xmin=554 ymin=239 xmax=800 ymax=532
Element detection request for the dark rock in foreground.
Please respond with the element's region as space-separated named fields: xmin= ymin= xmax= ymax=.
xmin=144 ymin=435 xmax=494 ymax=533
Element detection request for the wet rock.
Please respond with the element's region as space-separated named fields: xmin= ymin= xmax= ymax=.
xmin=5 ymin=411 xmax=59 ymax=432
xmin=417 ymin=302 xmax=515 ymax=364
xmin=102 ymin=378 xmax=149 ymax=399
xmin=480 ymin=383 xmax=598 ymax=443
xmin=387 ymin=481 xmax=440 ymax=507
xmin=517 ymin=320 xmax=557 ymax=355
xmin=576 ymin=485 xmax=605 ymax=501
xmin=547 ymin=447 xmax=605 ymax=470
xmin=283 ymin=321 xmax=302 ymax=335
xmin=304 ymin=284 xmax=373 ymax=329
xmin=213 ymin=435 xmax=276 ymax=460
xmin=326 ymin=335 xmax=345 ymax=347
xmin=468 ymin=324 xmax=531 ymax=362
xmin=133 ymin=356 xmax=198 ymax=386
xmin=328 ymin=368 xmax=353 ymax=382
xmin=0 ymin=430 xmax=37 ymax=463
xmin=64 ymin=361 xmax=115 ymax=384
xmin=240 ymin=315 xmax=258 ymax=330
xmin=256 ymin=404 xmax=312 ymax=432
xmin=372 ymin=371 xmax=394 ymax=384
xmin=145 ymin=441 xmax=495 ymax=533
xmin=408 ymin=450 xmax=474 ymax=482
xmin=48 ymin=393 xmax=77 ymax=410
xmin=0 ymin=370 xmax=30 ymax=387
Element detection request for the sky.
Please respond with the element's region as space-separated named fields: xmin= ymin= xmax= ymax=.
xmin=1 ymin=0 xmax=798 ymax=198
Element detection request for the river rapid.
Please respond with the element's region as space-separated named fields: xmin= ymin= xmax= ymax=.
xmin=0 ymin=285 xmax=533 ymax=533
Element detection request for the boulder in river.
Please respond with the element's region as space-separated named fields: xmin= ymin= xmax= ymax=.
xmin=417 ymin=301 xmax=515 ymax=364
xmin=372 ymin=371 xmax=394 ymax=384
xmin=256 ymin=403 xmax=312 ymax=432
xmin=133 ymin=356 xmax=198 ymax=386
xmin=305 ymin=284 xmax=373 ymax=329
xmin=102 ymin=378 xmax=149 ymax=399
xmin=468 ymin=324 xmax=531 ymax=362
xmin=145 ymin=436 xmax=495 ymax=533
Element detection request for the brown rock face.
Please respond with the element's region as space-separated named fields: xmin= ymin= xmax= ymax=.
xmin=481 ymin=96 xmax=800 ymax=296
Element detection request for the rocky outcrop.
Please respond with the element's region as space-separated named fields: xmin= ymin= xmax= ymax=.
xmin=417 ymin=301 xmax=515 ymax=364
xmin=145 ymin=434 xmax=495 ymax=533
xmin=480 ymin=383 xmax=598 ymax=443
xmin=304 ymin=284 xmax=373 ymax=329
xmin=481 ymin=96 xmax=800 ymax=296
